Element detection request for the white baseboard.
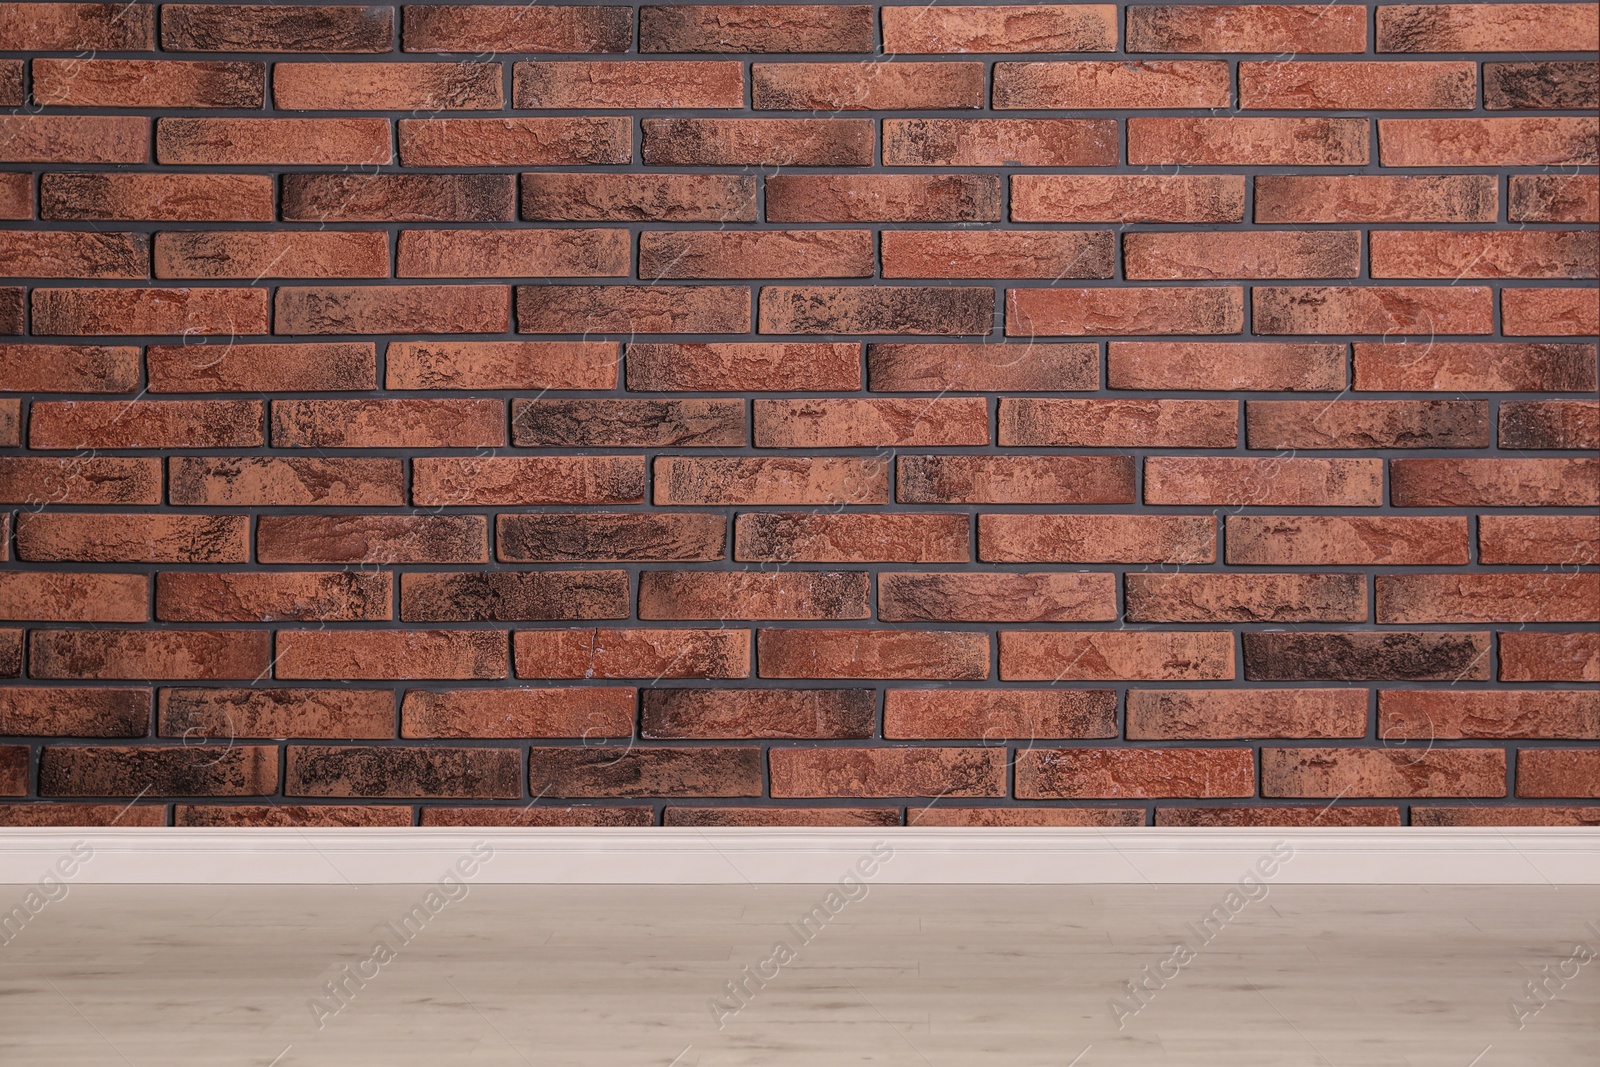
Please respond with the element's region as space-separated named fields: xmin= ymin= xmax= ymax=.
xmin=1 ymin=828 xmax=1596 ymax=884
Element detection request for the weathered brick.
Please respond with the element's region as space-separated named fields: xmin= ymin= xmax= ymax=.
xmin=995 ymin=61 xmax=1230 ymax=108
xmin=761 ymin=285 xmax=993 ymax=335
xmin=276 ymin=285 xmax=510 ymax=335
xmin=0 ymin=116 xmax=147 ymax=164
xmin=163 ymin=4 xmax=393 ymax=51
xmin=401 ymin=571 xmax=628 ymax=623
xmin=1378 ymin=573 xmax=1599 ymax=625
xmin=278 ymin=630 xmax=508 ymax=681
xmin=1253 ymin=285 xmax=1493 ymax=336
xmin=1148 ymin=457 xmax=1385 ymax=507
xmin=272 ymin=398 xmax=506 ymax=449
xmin=1008 ymin=286 xmax=1243 ymax=336
xmin=1371 ymin=231 xmax=1597 ymax=280
xmin=884 ymin=118 xmax=1117 ymax=167
xmin=879 ymin=572 xmax=1117 ymax=623
xmin=641 ymin=118 xmax=872 ymax=166
xmin=29 ymin=629 xmax=271 ymax=681
xmin=1412 ymin=807 xmax=1600 ymax=827
xmin=0 ymin=231 xmax=147 ymax=279
xmin=883 ymin=230 xmax=1112 ymax=280
xmin=1018 ymin=749 xmax=1255 ymax=800
xmin=32 ymin=287 xmax=268 ymax=336
xmin=422 ymin=806 xmax=652 ymax=827
xmin=640 ymin=231 xmax=872 ymax=281
xmin=42 ymin=173 xmax=274 ymax=222
xmin=1509 ymin=175 xmax=1599 ymax=224
xmin=754 ymin=62 xmax=982 ymax=110
xmin=411 ymin=456 xmax=644 ymax=507
xmin=735 ymin=513 xmax=969 ymax=563
xmin=1239 ymin=61 xmax=1475 ymax=110
xmin=1380 ymin=690 xmax=1599 ymax=741
xmin=0 ymin=799 xmax=167 ymax=826
xmin=515 ymin=628 xmax=750 ymax=680
xmin=645 ymin=688 xmax=876 ymax=740
xmin=1158 ymin=806 xmax=1401 ymax=828
xmin=1243 ymin=632 xmax=1492 ymax=682
xmin=1108 ymin=342 xmax=1344 ymax=391
xmin=288 ymin=746 xmax=521 ymax=799
xmin=1390 ymin=458 xmax=1599 ymax=507
xmin=177 ymin=805 xmax=413 ymax=827
xmin=639 ymin=570 xmax=870 ymax=621
xmin=276 ymin=62 xmax=502 ymax=110
xmin=403 ymin=687 xmax=634 ymax=740
xmin=0 ymin=171 xmax=27 ymax=219
xmin=29 ymin=400 xmax=263 ymax=450
xmin=772 ymin=747 xmax=1004 ymax=798
xmin=1246 ymin=399 xmax=1489 ymax=449
xmin=1484 ymin=61 xmax=1598 ymax=110
xmin=154 ymin=231 xmax=389 ymax=280
xmin=1124 ymin=231 xmax=1360 ymax=280
xmin=283 ymin=173 xmax=515 ymax=223
xmin=389 ymin=340 xmax=618 ymax=391
xmin=1129 ymin=4 xmax=1367 ymax=53
xmin=405 ymin=5 xmax=632 ymax=52
xmin=158 ymin=571 xmax=393 ymax=623
xmin=667 ymin=807 xmax=894 ymax=826
xmin=516 ymin=60 xmax=742 ymax=109
xmin=41 ymin=746 xmax=279 ymax=797
xmin=900 ymin=455 xmax=1135 ymax=505
xmin=0 ymin=457 xmax=160 ymax=505
xmin=522 ymin=173 xmax=755 ymax=222
xmin=1263 ymin=748 xmax=1506 ymax=799
xmin=1130 ymin=118 xmax=1369 ymax=166
xmin=512 ymin=398 xmax=745 ymax=448
xmin=1500 ymin=400 xmax=1599 ymax=451
xmin=518 ymin=285 xmax=750 ymax=334
xmin=1254 ymin=175 xmax=1497 ymax=224
xmin=1478 ymin=515 xmax=1599 ymax=566
xmin=1128 ymin=689 xmax=1367 ymax=741
xmin=628 ymin=342 xmax=859 ymax=391
xmin=1378 ymin=4 xmax=1599 ymax=52
xmin=1126 ymin=572 xmax=1367 ymax=623
xmin=532 ymin=746 xmax=761 ymax=798
xmin=398 ymin=118 xmax=630 ymax=167
xmin=160 ymin=687 xmax=393 ymax=740
xmin=979 ymin=514 xmax=1215 ymax=564
xmin=168 ymin=456 xmax=405 ymax=507
xmin=0 ymin=2 xmax=154 ymax=49
xmin=256 ymin=514 xmax=488 ymax=564
xmin=0 ymin=344 xmax=139 ymax=393
xmin=641 ymin=4 xmax=871 ymax=52
xmin=1502 ymin=287 xmax=1599 ymax=337
xmin=148 ymin=343 xmax=376 ymax=393
xmin=33 ymin=59 xmax=264 ymax=108
xmin=498 ymin=513 xmax=725 ymax=563
xmin=870 ymin=342 xmax=1097 ymax=392
xmin=655 ymin=456 xmax=887 ymax=506
xmin=1000 ymin=398 xmax=1237 ymax=447
xmin=1225 ymin=516 xmax=1470 ymax=566
xmin=1012 ymin=175 xmax=1245 ymax=223
xmin=1354 ymin=342 xmax=1598 ymax=392
xmin=883 ymin=4 xmax=1115 ymax=52
xmin=1500 ymin=633 xmax=1600 ymax=682
xmin=17 ymin=513 xmax=248 ymax=563
xmin=1517 ymin=751 xmax=1600 ymax=798
xmin=766 ymin=174 xmax=1001 ymax=223
xmin=0 ymin=688 xmax=149 ymax=738
xmin=884 ymin=689 xmax=1115 ymax=741
xmin=756 ymin=397 xmax=987 ymax=448
xmin=158 ymin=118 xmax=392 ymax=166
xmin=1379 ymin=118 xmax=1597 ymax=167
xmin=0 ymin=572 xmax=148 ymax=623
xmin=1001 ymin=631 xmax=1235 ymax=681
xmin=397 ymin=228 xmax=627 ymax=279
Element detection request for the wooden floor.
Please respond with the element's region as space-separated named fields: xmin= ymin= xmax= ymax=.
xmin=0 ymin=884 xmax=1595 ymax=1065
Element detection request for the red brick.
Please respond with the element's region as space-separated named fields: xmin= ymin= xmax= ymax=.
xmin=532 ymin=746 xmax=760 ymax=798
xmin=1503 ymin=287 xmax=1599 ymax=337
xmin=1018 ymin=749 xmax=1255 ymax=800
xmin=401 ymin=571 xmax=629 ymax=622
xmin=755 ymin=397 xmax=987 ymax=448
xmin=397 ymin=228 xmax=628 ymax=279
xmin=518 ymin=285 xmax=750 ymax=334
xmin=0 ymin=344 xmax=139 ymax=392
xmin=1158 ymin=807 xmax=1401 ymax=828
xmin=275 ymin=62 xmax=502 ymax=110
xmin=1130 ymin=118 xmax=1368 ymax=166
xmin=883 ymin=4 xmax=1115 ymax=52
xmin=154 ymin=231 xmax=388 ymax=280
xmin=900 ymin=456 xmax=1135 ymax=505
xmin=883 ymin=118 xmax=1117 ymax=167
xmin=0 ymin=629 xmax=16 ymax=677
xmin=995 ymin=60 xmax=1230 ymax=108
xmin=884 ymin=689 xmax=1114 ymax=741
xmin=0 ymin=3 xmax=154 ymax=49
xmin=276 ymin=285 xmax=509 ymax=335
xmin=42 ymin=173 xmax=274 ymax=222
xmin=514 ymin=628 xmax=750 ymax=680
xmin=169 ymin=456 xmax=404 ymax=507
xmin=1012 ymin=175 xmax=1245 ymax=223
xmin=1517 ymin=751 xmax=1600 ymax=798
xmin=1008 ymin=286 xmax=1243 ymax=336
xmin=412 ymin=456 xmax=644 ymax=507
xmin=1509 ymin=175 xmax=1599 ymax=224
xmin=1372 ymin=231 xmax=1597 ymax=280
xmin=1354 ymin=341 xmax=1598 ymax=392
xmin=1380 ymin=690 xmax=1599 ymax=742
xmin=1244 ymin=631 xmax=1492 ymax=682
xmin=272 ymin=398 xmax=504 ymax=449
xmin=1124 ymin=231 xmax=1359 ymax=280
xmin=979 ymin=514 xmax=1215 ymax=564
xmin=398 ymin=118 xmax=630 ymax=167
xmin=0 ymin=171 xmax=27 ymax=219
xmin=1253 ymin=285 xmax=1493 ymax=336
xmin=654 ymin=456 xmax=888 ymax=507
xmin=879 ymin=572 xmax=1117 ymax=623
xmin=765 ymin=174 xmax=1001 ymax=223
xmin=405 ymin=4 xmax=632 ymax=52
xmin=869 ymin=342 xmax=1097 ymax=392
xmin=641 ymin=118 xmax=871 ymax=166
xmin=1247 ymin=399 xmax=1489 ymax=449
xmin=29 ymin=629 xmax=270 ymax=681
xmin=761 ymin=285 xmax=993 ymax=335
xmin=148 ymin=342 xmax=376 ymax=393
xmin=160 ymin=687 xmax=392 ymax=741
xmin=288 ymin=746 xmax=521 ymax=800
xmin=1109 ymin=342 xmax=1344 ymax=391
xmin=0 ymin=572 xmax=148 ymax=623
xmin=158 ymin=571 xmax=392 ymax=623
xmin=918 ymin=808 xmax=1143 ymax=827
xmin=1500 ymin=633 xmax=1600 ymax=682
xmin=1501 ymin=400 xmax=1600 ymax=450
xmin=0 ymin=457 xmax=160 ymax=505
xmin=1239 ymin=61 xmax=1475 ymax=110
xmin=177 ymin=805 xmax=412 ymax=827
xmin=284 ymin=173 xmax=514 ymax=224
xmin=0 ymin=116 xmax=147 ymax=164
xmin=1 ymin=287 xmax=23 ymax=333
xmin=628 ymin=342 xmax=859 ymax=391
xmin=1378 ymin=4 xmax=1599 ymax=52
xmin=754 ymin=62 xmax=982 ymax=110
xmin=515 ymin=60 xmax=740 ymax=109
xmin=1145 ymin=457 xmax=1383 ymax=506
xmin=882 ymin=230 xmax=1112 ymax=280
xmin=0 ymin=231 xmax=146 ymax=280
xmin=759 ymin=629 xmax=987 ymax=681
xmin=1380 ymin=118 xmax=1598 ymax=167
xmin=498 ymin=513 xmax=725 ymax=563
xmin=641 ymin=4 xmax=871 ymax=53
xmin=0 ymin=398 xmax=13 ymax=446
xmin=1263 ymin=748 xmax=1506 ymax=799
xmin=34 ymin=59 xmax=262 ymax=108
xmin=1391 ymin=458 xmax=1599 ymax=507
xmin=29 ymin=400 xmax=263 ymax=450
xmin=639 ymin=571 xmax=870 ymax=621
xmin=1379 ymin=573 xmax=1599 ymax=625
xmin=1412 ymin=806 xmax=1600 ymax=827
xmin=1254 ymin=175 xmax=1498 ymax=224
xmin=1000 ymin=398 xmax=1237 ymax=447
xmin=32 ymin=287 xmax=267 ymax=336
xmin=1225 ymin=516 xmax=1470 ymax=566
xmin=668 ymin=807 xmax=894 ymax=826
xmin=1127 ymin=572 xmax=1367 ymax=624
xmin=0 ymin=59 xmax=16 ymax=106
xmin=640 ymin=231 xmax=872 ymax=281
xmin=524 ymin=172 xmax=755 ymax=223
xmin=1001 ymin=631 xmax=1234 ymax=681
xmin=41 ymin=745 xmax=279 ymax=797
xmin=256 ymin=514 xmax=488 ymax=564
xmin=512 ymin=398 xmax=744 ymax=448
xmin=735 ymin=513 xmax=969 ymax=563
xmin=403 ymin=687 xmax=635 ymax=739
xmin=278 ymin=630 xmax=507 ymax=681
xmin=158 ymin=118 xmax=391 ymax=166
xmin=1479 ymin=515 xmax=1599 ymax=566
xmin=0 ymin=687 xmax=148 ymax=738
xmin=1128 ymin=4 xmax=1367 ymax=53
xmin=643 ymin=688 xmax=874 ymax=740
xmin=163 ymin=4 xmax=393 ymax=51
xmin=423 ymin=806 xmax=651 ymax=827
xmin=772 ymin=747 xmax=1004 ymax=798
xmin=1491 ymin=61 xmax=1598 ymax=110
xmin=1129 ymin=689 xmax=1367 ymax=741
xmin=389 ymin=340 xmax=618 ymax=391
xmin=16 ymin=513 xmax=247 ymax=563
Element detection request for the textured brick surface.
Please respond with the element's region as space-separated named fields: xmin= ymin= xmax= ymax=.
xmin=0 ymin=1 xmax=1594 ymax=827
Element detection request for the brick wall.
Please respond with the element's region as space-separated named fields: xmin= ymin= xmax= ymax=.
xmin=0 ymin=1 xmax=1595 ymax=829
